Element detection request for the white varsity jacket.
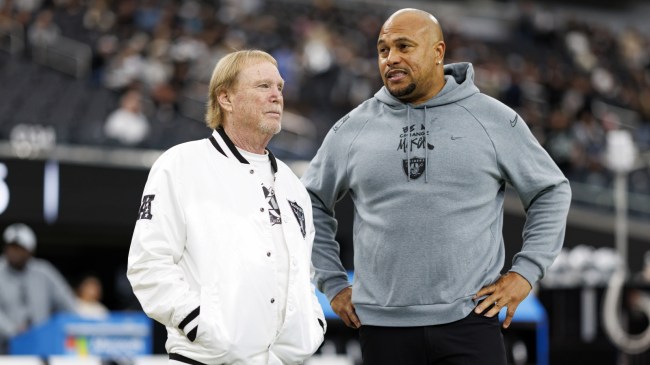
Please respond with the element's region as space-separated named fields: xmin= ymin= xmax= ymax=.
xmin=127 ymin=128 xmax=326 ymax=365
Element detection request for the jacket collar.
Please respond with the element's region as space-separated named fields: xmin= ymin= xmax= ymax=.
xmin=208 ymin=128 xmax=278 ymax=173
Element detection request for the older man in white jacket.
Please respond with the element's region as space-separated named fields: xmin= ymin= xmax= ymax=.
xmin=127 ymin=50 xmax=326 ymax=365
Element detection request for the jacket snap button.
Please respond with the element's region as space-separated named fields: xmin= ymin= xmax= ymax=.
xmin=270 ymin=298 xmax=275 ymax=304
xmin=250 ymin=169 xmax=254 ymax=174
xmin=260 ymin=207 xmax=265 ymax=212
xmin=267 ymin=252 xmax=271 ymax=257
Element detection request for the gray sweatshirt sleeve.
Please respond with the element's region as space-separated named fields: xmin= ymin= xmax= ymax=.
xmin=301 ymin=115 xmax=355 ymax=302
xmin=0 ymin=305 xmax=19 ymax=338
xmin=486 ymin=106 xmax=572 ymax=286
xmin=43 ymin=261 xmax=79 ymax=314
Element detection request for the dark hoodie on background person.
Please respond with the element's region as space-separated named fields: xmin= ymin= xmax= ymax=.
xmin=302 ymin=62 xmax=572 ymax=326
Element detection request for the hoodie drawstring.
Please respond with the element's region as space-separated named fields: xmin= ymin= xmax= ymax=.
xmin=406 ymin=106 xmax=411 ymax=182
xmin=424 ymin=106 xmax=429 ymax=183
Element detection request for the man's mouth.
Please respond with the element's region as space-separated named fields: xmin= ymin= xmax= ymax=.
xmin=386 ymin=69 xmax=408 ymax=82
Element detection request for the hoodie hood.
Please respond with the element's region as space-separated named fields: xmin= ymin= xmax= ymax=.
xmin=374 ymin=62 xmax=480 ymax=108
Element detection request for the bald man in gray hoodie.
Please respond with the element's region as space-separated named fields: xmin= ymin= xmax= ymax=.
xmin=302 ymin=8 xmax=571 ymax=365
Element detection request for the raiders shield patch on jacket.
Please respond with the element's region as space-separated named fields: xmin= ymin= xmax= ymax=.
xmin=288 ymin=200 xmax=306 ymax=238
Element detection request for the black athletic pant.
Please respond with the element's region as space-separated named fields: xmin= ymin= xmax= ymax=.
xmin=359 ymin=311 xmax=507 ymax=365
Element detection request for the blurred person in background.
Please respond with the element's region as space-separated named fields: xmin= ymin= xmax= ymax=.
xmin=104 ymin=88 xmax=151 ymax=147
xmin=127 ymin=50 xmax=325 ymax=365
xmin=0 ymin=223 xmax=77 ymax=353
xmin=302 ymin=8 xmax=572 ymax=365
xmin=27 ymin=8 xmax=60 ymax=49
xmin=75 ymin=274 xmax=109 ymax=319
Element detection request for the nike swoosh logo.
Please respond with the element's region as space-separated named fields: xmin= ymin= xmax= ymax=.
xmin=510 ymin=115 xmax=518 ymax=127
xmin=451 ymin=136 xmax=464 ymax=140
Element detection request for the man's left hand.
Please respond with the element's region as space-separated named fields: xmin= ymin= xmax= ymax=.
xmin=473 ymin=272 xmax=532 ymax=329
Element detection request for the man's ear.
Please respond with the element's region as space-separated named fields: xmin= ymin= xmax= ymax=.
xmin=435 ymin=41 xmax=446 ymax=62
xmin=217 ymin=89 xmax=233 ymax=113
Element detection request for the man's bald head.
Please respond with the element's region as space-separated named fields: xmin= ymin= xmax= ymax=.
xmin=381 ymin=8 xmax=444 ymax=44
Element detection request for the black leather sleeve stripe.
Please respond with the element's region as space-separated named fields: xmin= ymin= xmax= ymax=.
xmin=208 ymin=135 xmax=226 ymax=157
xmin=179 ymin=306 xmax=200 ymax=330
xmin=318 ymin=318 xmax=325 ymax=333
xmin=186 ymin=326 xmax=198 ymax=342
xmin=169 ymin=353 xmax=207 ymax=365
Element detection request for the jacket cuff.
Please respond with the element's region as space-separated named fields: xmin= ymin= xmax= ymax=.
xmin=178 ymin=306 xmax=200 ymax=342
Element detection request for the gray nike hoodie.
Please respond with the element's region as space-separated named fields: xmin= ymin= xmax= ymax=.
xmin=302 ymin=62 xmax=571 ymax=326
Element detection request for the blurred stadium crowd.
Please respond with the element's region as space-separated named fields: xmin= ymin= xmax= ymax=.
xmin=0 ymin=0 xmax=649 ymax=199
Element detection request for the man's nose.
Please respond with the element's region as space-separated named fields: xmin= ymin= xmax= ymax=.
xmin=386 ymin=49 xmax=402 ymax=65
xmin=270 ymin=88 xmax=283 ymax=103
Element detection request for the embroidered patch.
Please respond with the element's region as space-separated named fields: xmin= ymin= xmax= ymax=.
xmin=138 ymin=194 xmax=155 ymax=220
xmin=288 ymin=200 xmax=306 ymax=238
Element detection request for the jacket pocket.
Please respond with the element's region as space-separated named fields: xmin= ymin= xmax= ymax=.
xmin=195 ymin=285 xmax=232 ymax=359
xmin=271 ymin=307 xmax=325 ymax=363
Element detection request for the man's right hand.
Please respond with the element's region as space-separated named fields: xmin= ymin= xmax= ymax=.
xmin=331 ymin=287 xmax=361 ymax=329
